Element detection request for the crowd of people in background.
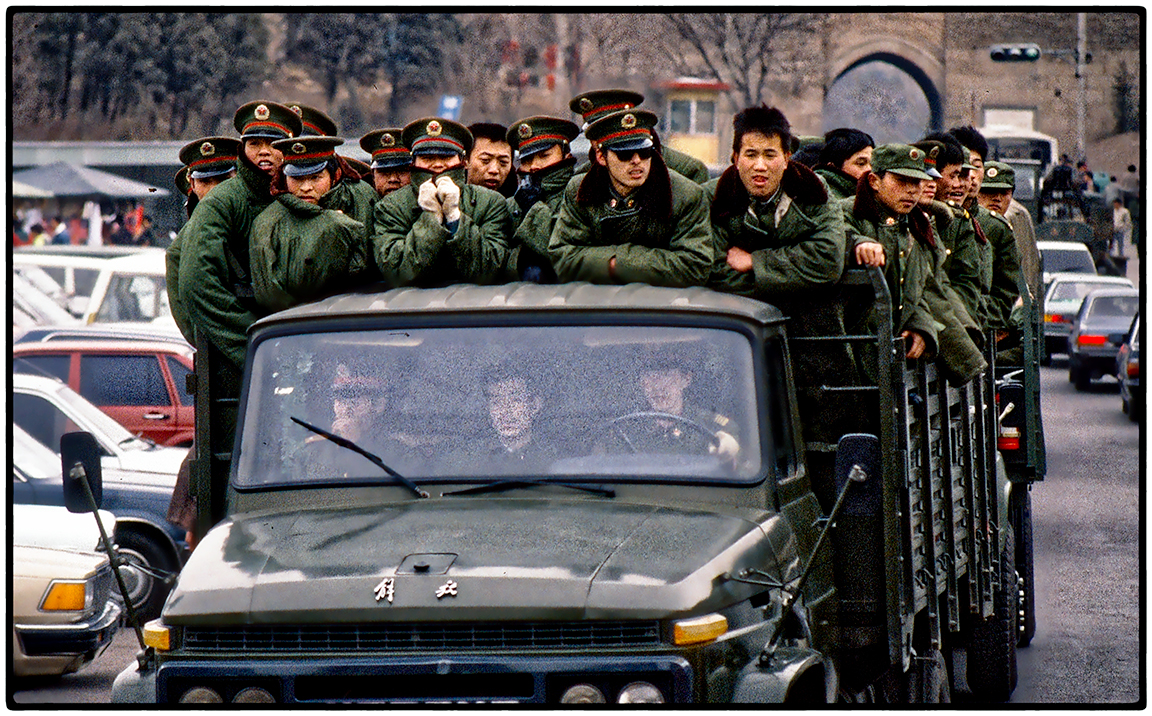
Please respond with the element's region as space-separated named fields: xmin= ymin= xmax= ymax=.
xmin=13 ymin=204 xmax=161 ymax=248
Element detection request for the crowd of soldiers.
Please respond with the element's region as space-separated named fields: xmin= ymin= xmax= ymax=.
xmin=166 ymin=89 xmax=1032 ymax=529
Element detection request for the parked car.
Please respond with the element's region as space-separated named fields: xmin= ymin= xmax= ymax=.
xmin=12 ymin=375 xmax=188 ymax=620
xmin=13 ymin=270 xmax=80 ymax=338
xmin=12 ymin=542 xmax=121 ymax=678
xmin=1038 ymin=239 xmax=1097 ymax=294
xmin=15 ymin=322 xmax=190 ymax=347
xmin=81 ymin=251 xmax=173 ymax=327
xmin=14 ymin=338 xmax=195 ymax=446
xmin=1117 ymin=314 xmax=1141 ymax=422
xmin=14 ymin=503 xmax=118 ymax=554
xmin=1067 ymin=287 xmax=1141 ymax=391
xmin=12 ymin=246 xmax=157 ymax=318
xmin=1041 ymin=272 xmax=1134 ymax=362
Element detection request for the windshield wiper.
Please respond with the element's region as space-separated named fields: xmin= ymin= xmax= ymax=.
xmin=290 ymin=416 xmax=429 ymax=498
xmin=443 ymin=479 xmax=615 ymax=498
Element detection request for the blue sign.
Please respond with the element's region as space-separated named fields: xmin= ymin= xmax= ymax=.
xmin=438 ymin=95 xmax=462 ymax=121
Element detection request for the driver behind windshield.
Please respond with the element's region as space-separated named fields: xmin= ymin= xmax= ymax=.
xmin=605 ymin=347 xmax=740 ymax=460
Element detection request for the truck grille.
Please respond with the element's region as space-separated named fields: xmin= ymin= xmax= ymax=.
xmin=182 ymin=621 xmax=662 ymax=653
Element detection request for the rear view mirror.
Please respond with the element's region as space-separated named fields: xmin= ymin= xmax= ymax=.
xmin=834 ymin=433 xmax=881 ymax=517
xmin=61 ymin=432 xmax=103 ymax=513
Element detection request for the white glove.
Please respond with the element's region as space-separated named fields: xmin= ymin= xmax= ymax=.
xmin=709 ymin=430 xmax=741 ymax=463
xmin=417 ymin=180 xmax=443 ymax=223
xmin=435 ymin=175 xmax=462 ymax=224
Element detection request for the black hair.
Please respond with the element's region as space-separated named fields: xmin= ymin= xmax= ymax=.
xmin=485 ymin=359 xmax=538 ymax=396
xmin=819 ymin=127 xmax=874 ymax=169
xmin=947 ymin=125 xmax=988 ymax=161
xmin=578 ymin=133 xmax=673 ymax=222
xmin=732 ymin=105 xmax=793 ymax=155
xmin=791 ymin=142 xmax=824 ymax=169
xmin=467 ymin=122 xmax=510 ymax=148
xmin=919 ymin=133 xmax=967 ymax=168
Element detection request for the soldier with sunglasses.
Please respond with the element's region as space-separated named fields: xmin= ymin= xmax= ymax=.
xmin=548 ymin=109 xmax=713 ymax=287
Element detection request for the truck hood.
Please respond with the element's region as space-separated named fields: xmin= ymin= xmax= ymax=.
xmin=166 ymin=498 xmax=799 ymax=625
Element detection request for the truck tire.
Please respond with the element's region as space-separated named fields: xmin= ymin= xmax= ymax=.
xmin=1010 ymin=488 xmax=1037 ymax=646
xmin=965 ymin=549 xmax=1019 ymax=702
xmin=114 ymin=529 xmax=177 ymax=623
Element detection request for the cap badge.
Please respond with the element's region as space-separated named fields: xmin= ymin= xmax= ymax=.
xmin=518 ymin=123 xmax=532 ymax=139
xmin=621 ymin=113 xmax=637 ymax=129
xmin=426 ymin=120 xmax=442 ymax=137
xmin=929 ymin=147 xmax=939 ymax=160
xmin=987 ymin=167 xmax=999 ymax=178
xmin=380 ymin=133 xmax=396 ymax=147
xmin=200 ymin=142 xmax=215 ymax=157
xmin=291 ymin=142 xmax=306 ymax=155
xmin=909 ymin=148 xmax=922 ymax=161
xmin=578 ymin=97 xmax=593 ymax=113
xmin=289 ymin=105 xmax=302 ymax=116
xmin=254 ymin=104 xmax=270 ymax=121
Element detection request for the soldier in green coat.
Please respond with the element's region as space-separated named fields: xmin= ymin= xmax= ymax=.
xmin=814 ymin=127 xmax=874 ymax=201
xmin=359 ymin=128 xmax=412 ymax=200
xmin=371 ymin=117 xmax=512 ymax=287
xmin=569 ymin=89 xmax=710 ymax=184
xmin=548 ymin=109 xmax=713 ymax=287
xmin=842 ymin=144 xmax=986 ymax=385
xmin=504 ymin=115 xmax=580 ymax=282
xmin=250 ymin=135 xmax=372 ymax=313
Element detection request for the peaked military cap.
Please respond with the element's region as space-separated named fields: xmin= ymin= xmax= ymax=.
xmin=507 ymin=116 xmax=580 ymax=160
xmin=910 ymin=140 xmax=945 ymax=179
xmin=341 ymin=155 xmax=371 ymax=180
xmin=286 ymin=102 xmax=338 ymax=137
xmin=271 ymin=135 xmax=344 ymax=177
xmin=585 ymin=109 xmax=659 ymax=152
xmin=234 ymin=101 xmax=302 ymax=140
xmin=174 ymin=166 xmax=191 ymax=196
xmin=980 ymin=161 xmax=1016 ymax=190
xmin=179 ymin=136 xmax=241 ymax=179
xmin=569 ymin=89 xmax=644 ymax=127
xmin=403 ymin=117 xmax=473 ymax=157
xmin=360 ymin=128 xmax=413 ymax=170
xmin=872 ymin=143 xmax=932 ymax=181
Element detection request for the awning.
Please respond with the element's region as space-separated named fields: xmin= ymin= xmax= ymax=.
xmin=12 ymin=162 xmax=169 ymax=199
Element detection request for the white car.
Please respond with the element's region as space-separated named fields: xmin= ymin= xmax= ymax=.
xmin=1042 ymin=272 xmax=1135 ymax=361
xmin=1037 ymin=240 xmax=1096 ymax=294
xmin=81 ymin=252 xmax=175 ymax=328
xmin=13 ymin=246 xmax=158 ymax=318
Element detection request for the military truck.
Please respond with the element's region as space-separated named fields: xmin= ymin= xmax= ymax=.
xmin=66 ymin=269 xmax=1033 ymax=704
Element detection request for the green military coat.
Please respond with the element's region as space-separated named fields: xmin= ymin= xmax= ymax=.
xmin=972 ymin=204 xmax=1023 ymax=330
xmin=815 ymin=167 xmax=858 ymax=201
xmin=924 ymin=199 xmax=990 ymax=329
xmin=320 ymin=166 xmax=380 ymax=229
xmin=249 ymin=193 xmax=370 ymax=313
xmin=370 ymin=166 xmax=512 ymax=287
xmin=504 ymin=158 xmax=576 ymax=282
xmin=175 ymin=160 xmax=272 ymax=369
xmin=548 ymin=167 xmax=714 ymax=287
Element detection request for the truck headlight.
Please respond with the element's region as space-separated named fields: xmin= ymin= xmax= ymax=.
xmin=560 ymin=684 xmax=606 ymax=703
xmin=617 ymin=681 xmax=665 ymax=703
xmin=179 ymin=687 xmax=222 ymax=703
xmin=233 ymin=687 xmax=276 ymax=703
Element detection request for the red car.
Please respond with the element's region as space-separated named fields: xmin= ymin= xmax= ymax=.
xmin=13 ymin=339 xmax=195 ymax=446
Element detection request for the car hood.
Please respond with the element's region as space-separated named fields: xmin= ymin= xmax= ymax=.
xmin=13 ymin=504 xmax=116 ymax=552
xmin=111 ymin=444 xmax=186 ymax=478
xmin=165 ymin=498 xmax=799 ymax=625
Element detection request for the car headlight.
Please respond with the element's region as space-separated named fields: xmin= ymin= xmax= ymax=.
xmin=617 ymin=681 xmax=665 ymax=704
xmin=179 ymin=687 xmax=222 ymax=703
xmin=560 ymin=684 xmax=606 ymax=703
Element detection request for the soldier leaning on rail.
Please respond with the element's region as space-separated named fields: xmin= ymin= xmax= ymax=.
xmin=841 ymin=144 xmax=986 ymax=386
xmin=978 ymin=161 xmax=1030 ymax=365
xmin=548 ymin=109 xmax=713 ymax=287
xmin=249 ymin=135 xmax=373 ymax=314
xmin=370 ymin=117 xmax=512 ymax=287
xmin=569 ymin=89 xmax=711 ymax=185
xmin=502 ymin=115 xmax=581 ymax=283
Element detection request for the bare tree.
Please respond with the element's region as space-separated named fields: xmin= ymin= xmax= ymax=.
xmin=663 ymin=13 xmax=820 ymax=108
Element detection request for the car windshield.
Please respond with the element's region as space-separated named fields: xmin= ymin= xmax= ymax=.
xmin=1050 ymin=280 xmax=1122 ymax=302
xmin=238 ymin=324 xmax=765 ymax=487
xmin=1088 ymin=295 xmax=1140 ymax=319
xmin=94 ymin=273 xmax=170 ymax=322
xmin=1043 ymin=249 xmax=1095 ymax=274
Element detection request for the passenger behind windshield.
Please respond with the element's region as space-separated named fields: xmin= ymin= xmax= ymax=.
xmin=449 ymin=362 xmax=558 ymax=474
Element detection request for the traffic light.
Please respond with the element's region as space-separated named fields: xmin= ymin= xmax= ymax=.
xmin=990 ymin=44 xmax=1042 ymax=62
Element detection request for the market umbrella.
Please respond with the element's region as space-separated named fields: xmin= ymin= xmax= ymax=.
xmin=11 ymin=180 xmax=53 ymax=198
xmin=12 ymin=162 xmax=169 ymax=199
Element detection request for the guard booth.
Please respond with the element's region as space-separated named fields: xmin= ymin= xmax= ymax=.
xmin=656 ymin=78 xmax=729 ymax=168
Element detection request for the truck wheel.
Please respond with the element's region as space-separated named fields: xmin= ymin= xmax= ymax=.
xmin=1128 ymin=394 xmax=1140 ymax=423
xmin=965 ymin=549 xmax=1019 ymax=702
xmin=1010 ymin=488 xmax=1037 ymax=646
xmin=114 ymin=530 xmax=176 ymax=623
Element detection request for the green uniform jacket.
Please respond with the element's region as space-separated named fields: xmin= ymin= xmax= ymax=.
xmin=176 ymin=160 xmax=272 ymax=369
xmin=321 ymin=170 xmax=380 ymax=228
xmin=973 ymin=204 xmax=1023 ymax=329
xmin=926 ymin=199 xmax=990 ymax=328
xmin=705 ymin=162 xmax=846 ymax=298
xmin=504 ymin=158 xmax=576 ymax=282
xmin=370 ymin=166 xmax=512 ymax=287
xmin=249 ymin=193 xmax=370 ymax=313
xmin=166 ymin=229 xmax=193 ymax=344
xmin=815 ymin=167 xmax=858 ymax=201
xmin=549 ymin=166 xmax=714 ymax=287
xmin=1005 ymin=199 xmax=1041 ymax=300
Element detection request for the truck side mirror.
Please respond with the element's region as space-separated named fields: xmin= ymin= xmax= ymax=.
xmin=834 ymin=433 xmax=881 ymax=517
xmin=61 ymin=431 xmax=103 ymax=513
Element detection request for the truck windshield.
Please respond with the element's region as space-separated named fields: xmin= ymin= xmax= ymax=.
xmin=237 ymin=324 xmax=765 ymax=487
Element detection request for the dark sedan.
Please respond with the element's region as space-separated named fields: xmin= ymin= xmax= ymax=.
xmin=1117 ymin=314 xmax=1140 ymax=422
xmin=1068 ymin=288 xmax=1141 ymax=391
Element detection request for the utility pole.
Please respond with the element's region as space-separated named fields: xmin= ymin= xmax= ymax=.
xmin=554 ymin=14 xmax=570 ymax=113
xmin=1076 ymin=12 xmax=1087 ymax=161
